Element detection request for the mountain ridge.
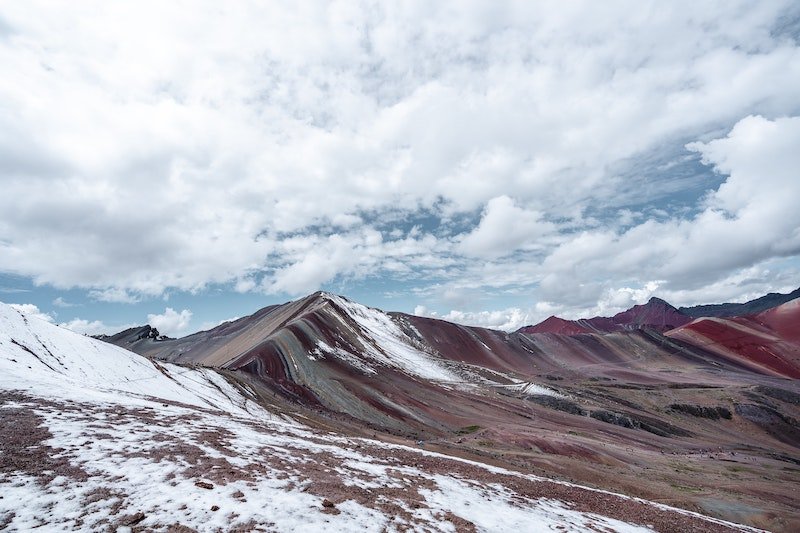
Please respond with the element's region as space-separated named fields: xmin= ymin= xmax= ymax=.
xmin=518 ymin=289 xmax=800 ymax=335
xmin=679 ymin=287 xmax=800 ymax=318
xmin=519 ymin=296 xmax=692 ymax=334
xmin=12 ymin=293 xmax=800 ymax=530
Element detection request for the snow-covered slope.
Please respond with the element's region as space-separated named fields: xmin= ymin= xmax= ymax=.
xmin=0 ymin=302 xmax=760 ymax=532
xmin=322 ymin=293 xmax=460 ymax=381
xmin=0 ymin=302 xmax=266 ymax=416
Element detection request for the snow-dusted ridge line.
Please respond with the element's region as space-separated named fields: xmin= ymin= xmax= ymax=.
xmin=318 ymin=294 xmax=566 ymax=396
xmin=323 ymin=293 xmax=461 ymax=381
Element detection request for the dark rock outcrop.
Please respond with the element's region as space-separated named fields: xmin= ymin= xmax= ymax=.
xmin=668 ymin=404 xmax=732 ymax=420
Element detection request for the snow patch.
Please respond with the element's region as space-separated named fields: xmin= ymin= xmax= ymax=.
xmin=326 ymin=294 xmax=459 ymax=382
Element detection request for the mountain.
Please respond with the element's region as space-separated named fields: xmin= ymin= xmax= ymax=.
xmin=102 ymin=292 xmax=556 ymax=433
xmin=519 ymin=297 xmax=692 ymax=334
xmin=680 ymin=287 xmax=800 ymax=318
xmin=97 ymin=291 xmax=800 ymax=531
xmin=5 ymin=300 xmax=750 ymax=533
xmin=516 ymin=315 xmax=593 ymax=335
xmin=605 ymin=297 xmax=692 ymax=330
xmin=666 ymin=298 xmax=800 ymax=379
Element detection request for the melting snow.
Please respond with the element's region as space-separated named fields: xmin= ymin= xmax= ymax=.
xmin=498 ymin=379 xmax=563 ymax=398
xmin=420 ymin=475 xmax=652 ymax=533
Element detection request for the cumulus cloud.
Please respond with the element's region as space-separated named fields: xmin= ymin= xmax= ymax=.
xmin=414 ymin=304 xmax=535 ymax=332
xmin=8 ymin=303 xmax=54 ymax=323
xmin=458 ymin=196 xmax=554 ymax=258
xmin=88 ymin=288 xmax=141 ymax=304
xmin=533 ymin=115 xmax=800 ymax=305
xmin=0 ymin=1 xmax=798 ymax=313
xmin=52 ymin=296 xmax=78 ymax=308
xmin=147 ymin=307 xmax=193 ymax=337
xmin=59 ymin=318 xmax=119 ymax=336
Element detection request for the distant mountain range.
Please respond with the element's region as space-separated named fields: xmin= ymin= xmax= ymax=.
xmin=679 ymin=287 xmax=800 ymax=318
xmin=518 ymin=297 xmax=691 ymax=334
xmin=518 ymin=287 xmax=800 ymax=334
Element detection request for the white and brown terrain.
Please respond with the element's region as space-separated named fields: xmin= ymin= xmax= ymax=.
xmin=1 ymin=291 xmax=799 ymax=532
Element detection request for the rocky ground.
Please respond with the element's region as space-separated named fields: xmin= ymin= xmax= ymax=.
xmin=0 ymin=389 xmax=758 ymax=533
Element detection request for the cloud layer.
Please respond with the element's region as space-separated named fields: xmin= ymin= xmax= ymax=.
xmin=0 ymin=1 xmax=799 ymax=328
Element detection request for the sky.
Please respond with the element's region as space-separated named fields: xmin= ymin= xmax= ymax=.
xmin=1 ymin=1 xmax=799 ymax=337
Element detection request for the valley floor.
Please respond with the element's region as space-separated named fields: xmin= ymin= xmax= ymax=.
xmin=0 ymin=386 xmax=757 ymax=533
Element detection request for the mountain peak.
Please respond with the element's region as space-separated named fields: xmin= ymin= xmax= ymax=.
xmin=609 ymin=297 xmax=689 ymax=330
xmin=518 ymin=316 xmax=591 ymax=335
xmin=646 ymin=296 xmax=674 ymax=308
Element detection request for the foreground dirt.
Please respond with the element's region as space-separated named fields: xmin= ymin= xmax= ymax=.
xmin=0 ymin=390 xmax=759 ymax=532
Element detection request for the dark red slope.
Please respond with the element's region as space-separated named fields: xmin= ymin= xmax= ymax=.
xmin=756 ymin=297 xmax=800 ymax=342
xmin=518 ymin=316 xmax=592 ymax=335
xmin=604 ymin=297 xmax=692 ymax=331
xmin=519 ymin=297 xmax=692 ymax=335
xmin=397 ymin=313 xmax=545 ymax=375
xmin=665 ymin=298 xmax=800 ymax=379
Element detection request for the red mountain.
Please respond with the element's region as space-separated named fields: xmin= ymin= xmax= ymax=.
xmin=519 ymin=315 xmax=592 ymax=335
xmin=519 ymin=297 xmax=692 ymax=335
xmin=666 ymin=297 xmax=800 ymax=379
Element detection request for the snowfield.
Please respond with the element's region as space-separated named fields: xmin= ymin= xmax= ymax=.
xmin=0 ymin=302 xmax=760 ymax=532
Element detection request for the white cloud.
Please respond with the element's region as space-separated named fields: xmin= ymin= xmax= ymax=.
xmin=458 ymin=196 xmax=554 ymax=258
xmin=415 ymin=304 xmax=535 ymax=332
xmin=0 ymin=2 xmax=797 ymax=308
xmin=234 ymin=278 xmax=257 ymax=293
xmin=88 ymin=288 xmax=141 ymax=304
xmin=264 ymin=230 xmax=381 ymax=295
xmin=514 ymin=114 xmax=800 ymax=307
xmin=147 ymin=307 xmax=192 ymax=337
xmin=658 ymin=264 xmax=799 ymax=308
xmin=52 ymin=296 xmax=77 ymax=308
xmin=8 ymin=303 xmax=54 ymax=323
xmin=582 ymin=282 xmax=664 ymax=314
xmin=59 ymin=318 xmax=119 ymax=336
